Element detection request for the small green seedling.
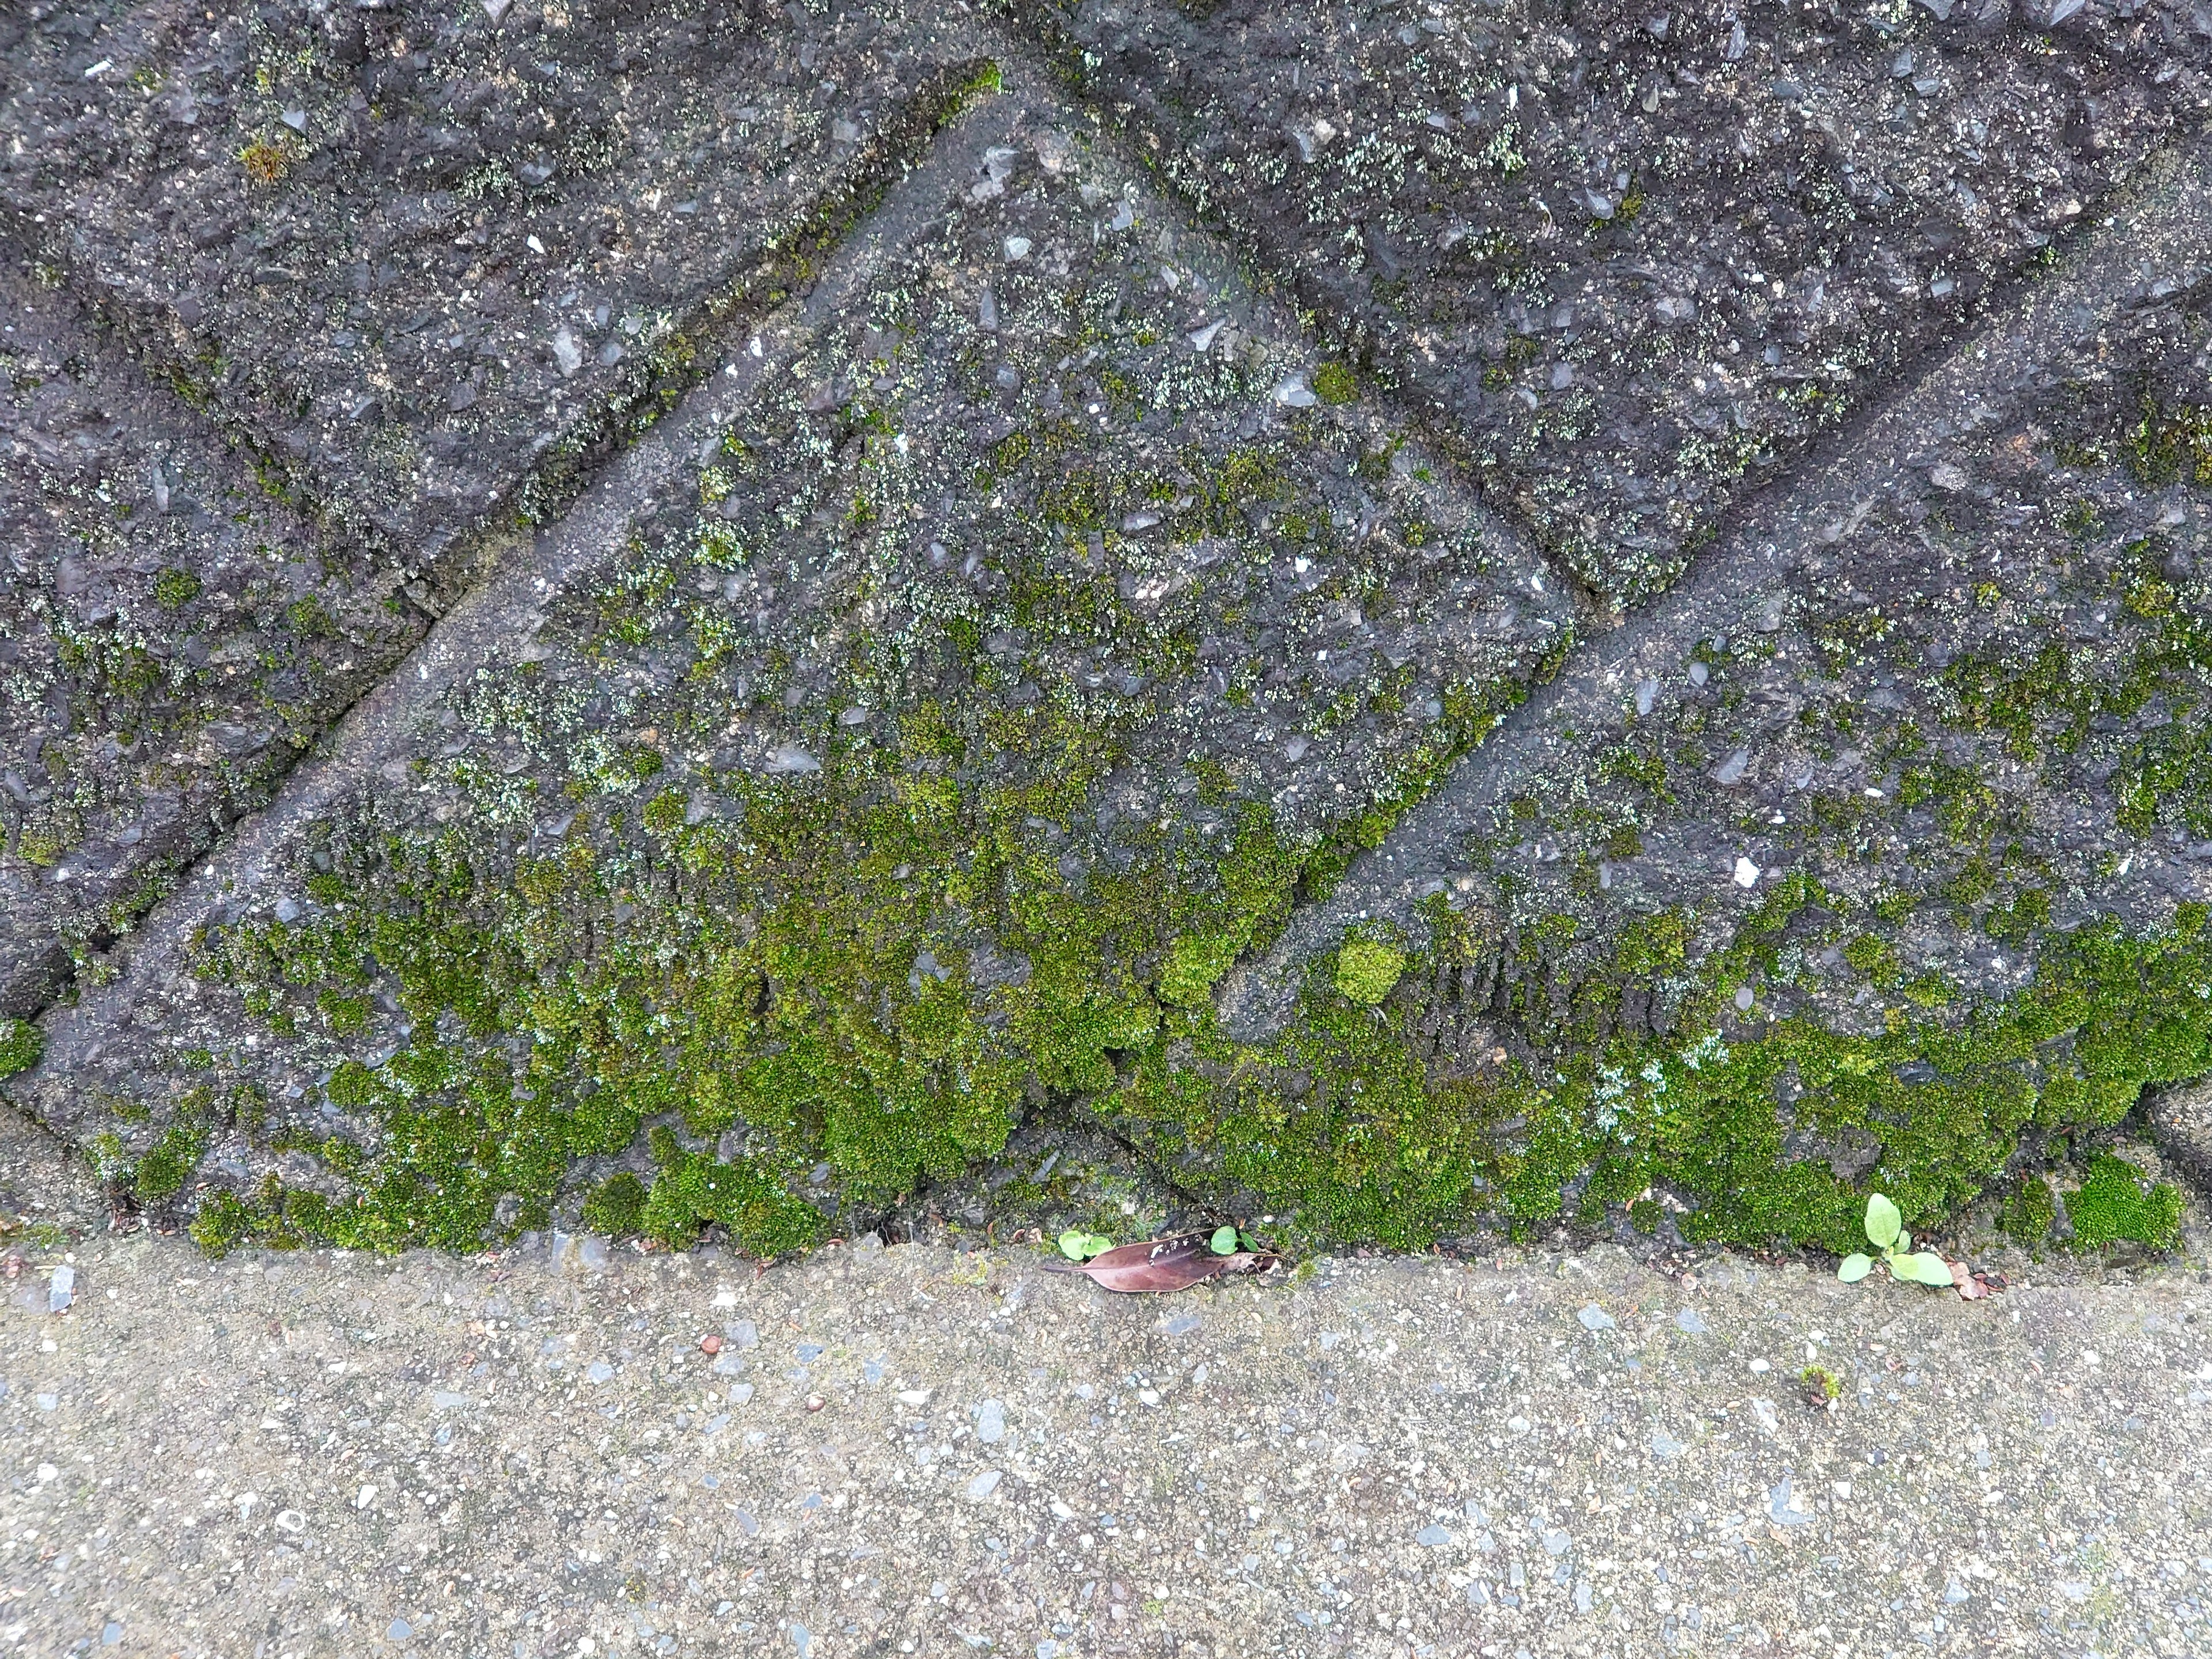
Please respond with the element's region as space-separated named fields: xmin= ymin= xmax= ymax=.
xmin=1058 ymin=1230 xmax=1115 ymax=1262
xmin=1209 ymin=1225 xmax=1238 ymax=1255
xmin=1837 ymin=1192 xmax=1955 ymax=1287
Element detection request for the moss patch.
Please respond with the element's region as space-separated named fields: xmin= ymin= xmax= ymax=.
xmin=2066 ymin=1153 xmax=2183 ymax=1251
xmin=1312 ymin=361 xmax=1359 ymax=406
xmin=581 ymin=1171 xmax=649 ymax=1236
xmin=134 ymin=1122 xmax=207 ymax=1203
xmin=0 ymin=1020 xmax=41 ymax=1080
xmin=1334 ymin=937 xmax=1407 ymax=1005
xmin=1998 ymin=1176 xmax=2056 ymax=1247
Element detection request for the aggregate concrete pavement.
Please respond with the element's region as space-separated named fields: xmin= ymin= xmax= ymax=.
xmin=1 ymin=1103 xmax=2209 ymax=1659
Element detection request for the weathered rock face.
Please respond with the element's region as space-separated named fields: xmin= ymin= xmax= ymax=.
xmin=1 ymin=2 xmax=2208 ymax=1260
xmin=1188 ymin=160 xmax=2212 ymax=1248
xmin=1014 ymin=0 xmax=2212 ymax=607
xmin=0 ymin=262 xmax=416 ymax=1016
xmin=0 ymin=1 xmax=995 ymax=573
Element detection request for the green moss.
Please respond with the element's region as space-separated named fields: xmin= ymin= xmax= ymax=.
xmin=2124 ymin=397 xmax=2212 ymax=489
xmin=285 ymin=597 xmax=335 ymax=637
xmin=134 ymin=1122 xmax=207 ymax=1202
xmin=85 ymin=1132 xmax=133 ymax=1187
xmin=152 ymin=568 xmax=203 ymax=609
xmin=639 ymin=1134 xmax=823 ymax=1257
xmin=198 ymin=619 xmax=2212 ymax=1265
xmin=188 ymin=1175 xmax=311 ymax=1256
xmin=164 ymin=296 xmax=2212 ymax=1264
xmin=2066 ymin=1153 xmax=2183 ymax=1251
xmin=1312 ymin=362 xmax=1359 ymax=406
xmin=0 ymin=1018 xmax=41 ymax=1080
xmin=1334 ymin=938 xmax=1407 ymax=1005
xmin=1159 ymin=933 xmax=1238 ymax=1007
xmin=318 ymin=991 xmax=369 ymax=1037
xmin=1999 ymin=1175 xmax=2056 ymax=1247
xmin=16 ymin=827 xmax=65 ymax=868
xmin=582 ymin=1171 xmax=649 ymax=1236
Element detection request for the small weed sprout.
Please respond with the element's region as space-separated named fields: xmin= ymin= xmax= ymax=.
xmin=1058 ymin=1229 xmax=1114 ymax=1262
xmin=1836 ymin=1192 xmax=1954 ymax=1287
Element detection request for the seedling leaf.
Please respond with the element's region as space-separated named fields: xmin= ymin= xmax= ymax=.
xmin=1863 ymin=1194 xmax=1902 ymax=1250
xmin=1895 ymin=1251 xmax=1952 ymax=1286
xmin=1209 ymin=1225 xmax=1238 ymax=1255
xmin=1058 ymin=1229 xmax=1090 ymax=1260
xmin=1837 ymin=1252 xmax=1873 ymax=1283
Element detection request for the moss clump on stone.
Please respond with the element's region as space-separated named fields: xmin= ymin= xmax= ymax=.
xmin=2066 ymin=1153 xmax=2183 ymax=1251
xmin=1312 ymin=361 xmax=1359 ymax=405
xmin=0 ymin=1020 xmax=41 ymax=1080
xmin=638 ymin=1131 xmax=824 ymax=1257
xmin=1158 ymin=933 xmax=1238 ymax=1007
xmin=582 ymin=1172 xmax=649 ymax=1237
xmin=133 ymin=1122 xmax=208 ymax=1202
xmin=1998 ymin=1176 xmax=2056 ymax=1247
xmin=1333 ymin=937 xmax=1407 ymax=1005
xmin=151 ymin=568 xmax=203 ymax=610
xmin=1106 ymin=881 xmax=2212 ymax=1255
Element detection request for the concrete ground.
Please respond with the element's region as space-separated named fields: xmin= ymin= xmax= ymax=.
xmin=1 ymin=1109 xmax=2209 ymax=1659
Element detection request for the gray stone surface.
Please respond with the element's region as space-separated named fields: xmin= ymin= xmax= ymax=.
xmin=0 ymin=255 xmax=418 ymax=1017
xmin=2 ymin=1 xmax=2211 ymax=1266
xmin=0 ymin=1 xmax=996 ymax=573
xmin=1222 ymin=132 xmax=2212 ymax=1041
xmin=16 ymin=66 xmax=1578 ymax=1243
xmin=1017 ymin=0 xmax=2212 ymax=607
xmin=0 ymin=1105 xmax=2207 ymax=1656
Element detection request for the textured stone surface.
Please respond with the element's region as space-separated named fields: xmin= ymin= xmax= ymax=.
xmin=0 ymin=257 xmax=418 ymax=1017
xmin=0 ymin=0 xmax=995 ymax=577
xmin=1225 ymin=134 xmax=2212 ymax=1029
xmin=1014 ymin=0 xmax=2212 ymax=607
xmin=16 ymin=79 xmax=1573 ymax=1248
xmin=1 ymin=2 xmax=2210 ymax=1263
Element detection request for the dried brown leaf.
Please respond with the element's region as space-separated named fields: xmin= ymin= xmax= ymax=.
xmin=1038 ymin=1233 xmax=1286 ymax=1293
xmin=1071 ymin=1235 xmax=1229 ymax=1294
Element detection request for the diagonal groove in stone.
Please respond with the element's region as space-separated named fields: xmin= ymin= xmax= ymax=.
xmin=1001 ymin=0 xmax=2212 ymax=615
xmin=6 ymin=54 xmax=1593 ymax=1251
xmin=1217 ymin=132 xmax=2212 ymax=1043
xmin=0 ymin=7 xmax=1001 ymax=583
xmin=0 ymin=1 xmax=1001 ymax=1025
xmin=0 ymin=257 xmax=418 ymax=1021
xmin=21 ymin=84 xmax=1040 ymax=1127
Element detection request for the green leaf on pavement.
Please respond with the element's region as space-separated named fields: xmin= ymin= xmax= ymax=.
xmin=1059 ymin=1229 xmax=1093 ymax=1260
xmin=1837 ymin=1252 xmax=1873 ymax=1283
xmin=1863 ymin=1193 xmax=1902 ymax=1250
xmin=1892 ymin=1251 xmax=1952 ymax=1286
xmin=1209 ymin=1226 xmax=1238 ymax=1255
